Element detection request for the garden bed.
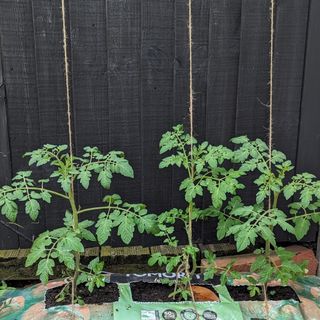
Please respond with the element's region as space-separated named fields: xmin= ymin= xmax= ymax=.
xmin=45 ymin=283 xmax=119 ymax=308
xmin=2 ymin=274 xmax=320 ymax=320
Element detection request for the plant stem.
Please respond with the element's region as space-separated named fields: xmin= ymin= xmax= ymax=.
xmin=68 ymin=184 xmax=80 ymax=302
xmin=265 ymin=191 xmax=279 ymax=258
xmin=263 ymin=283 xmax=270 ymax=319
xmin=2 ymin=186 xmax=69 ymax=200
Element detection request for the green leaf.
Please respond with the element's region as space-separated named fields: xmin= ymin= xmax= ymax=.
xmin=278 ymin=219 xmax=295 ymax=234
xmin=25 ymin=199 xmax=40 ymax=221
xmin=1 ymin=199 xmax=18 ymax=222
xmin=137 ymin=214 xmax=157 ymax=233
xmin=95 ymin=214 xmax=113 ymax=245
xmin=60 ymin=177 xmax=71 ymax=193
xmin=166 ymin=256 xmax=181 ymax=272
xmin=236 ymin=229 xmax=257 ymax=252
xmin=294 ymin=218 xmax=310 ymax=240
xmin=185 ymin=183 xmax=202 ymax=202
xmin=230 ymin=136 xmax=249 ymax=144
xmin=30 ymin=191 xmax=42 ymax=199
xmin=50 ymin=227 xmax=68 ymax=238
xmin=88 ymin=257 xmax=104 ymax=273
xmin=231 ymin=206 xmax=253 ymax=217
xmin=148 ymin=253 xmax=167 ymax=266
xmin=61 ymin=234 xmax=84 ymax=253
xmin=78 ymin=170 xmax=91 ymax=189
xmin=118 ymin=160 xmax=134 ymax=178
xmin=25 ymin=248 xmax=46 ymax=267
xmin=81 ymin=229 xmax=96 ymax=242
xmin=60 ymin=252 xmax=75 ymax=270
xmin=98 ymin=170 xmax=112 ymax=189
xmin=256 ymin=189 xmax=268 ymax=204
xmin=41 ymin=191 xmax=52 ymax=204
xmin=259 ymin=227 xmax=276 ymax=248
xmin=37 ymin=259 xmax=55 ymax=283
xmin=283 ymin=185 xmax=295 ymax=200
xmin=118 ymin=216 xmax=135 ymax=244
xmin=300 ymin=189 xmax=313 ymax=208
xmin=79 ymin=219 xmax=95 ymax=229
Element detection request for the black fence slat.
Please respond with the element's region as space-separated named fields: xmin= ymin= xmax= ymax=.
xmin=273 ymin=0 xmax=311 ymax=242
xmin=234 ymin=0 xmax=270 ymax=206
xmin=106 ymin=0 xmax=143 ymax=245
xmin=0 ymin=40 xmax=11 ymax=185
xmin=31 ymin=0 xmax=69 ymax=233
xmin=140 ymin=0 xmax=175 ymax=213
xmin=205 ymin=0 xmax=241 ymax=145
xmin=171 ymin=0 xmax=189 ymax=213
xmin=296 ymin=0 xmax=320 ymax=242
xmin=0 ymin=0 xmax=43 ymax=248
xmin=201 ymin=0 xmax=242 ymax=244
xmin=0 ymin=33 xmax=19 ymax=249
xmin=68 ymin=0 xmax=110 ymax=216
xmin=273 ymin=0 xmax=310 ymax=163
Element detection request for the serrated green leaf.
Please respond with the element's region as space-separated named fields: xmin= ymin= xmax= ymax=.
xmin=283 ymin=185 xmax=295 ymax=200
xmin=60 ymin=253 xmax=75 ymax=270
xmin=294 ymin=218 xmax=310 ymax=240
xmin=95 ymin=214 xmax=113 ymax=245
xmin=118 ymin=160 xmax=134 ymax=178
xmin=41 ymin=191 xmax=52 ymax=204
xmin=60 ymin=177 xmax=71 ymax=193
xmin=230 ymin=136 xmax=249 ymax=144
xmin=25 ymin=248 xmax=46 ymax=267
xmin=25 ymin=199 xmax=40 ymax=221
xmin=236 ymin=229 xmax=257 ymax=252
xmin=118 ymin=216 xmax=134 ymax=244
xmin=1 ymin=199 xmax=18 ymax=222
xmin=37 ymin=258 xmax=55 ymax=283
xmin=78 ymin=170 xmax=91 ymax=189
xmin=81 ymin=229 xmax=96 ymax=242
xmin=98 ymin=170 xmax=112 ymax=189
xmin=137 ymin=214 xmax=157 ymax=233
xmin=61 ymin=234 xmax=84 ymax=253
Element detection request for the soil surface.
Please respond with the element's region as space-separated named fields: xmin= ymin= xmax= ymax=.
xmin=45 ymin=283 xmax=119 ymax=308
xmin=131 ymin=282 xmax=299 ymax=303
xmin=227 ymin=285 xmax=300 ymax=301
xmin=130 ymin=282 xmax=218 ymax=302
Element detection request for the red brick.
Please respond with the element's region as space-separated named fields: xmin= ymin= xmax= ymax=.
xmin=201 ymin=245 xmax=318 ymax=275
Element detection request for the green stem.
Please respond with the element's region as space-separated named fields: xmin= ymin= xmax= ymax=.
xmin=78 ymin=205 xmax=140 ymax=218
xmin=265 ymin=191 xmax=279 ymax=258
xmin=2 ymin=186 xmax=69 ymax=200
xmin=68 ymin=184 xmax=80 ymax=302
xmin=285 ymin=212 xmax=320 ymax=222
xmin=186 ymin=203 xmax=197 ymax=275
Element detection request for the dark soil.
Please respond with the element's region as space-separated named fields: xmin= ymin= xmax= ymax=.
xmin=45 ymin=283 xmax=119 ymax=308
xmin=227 ymin=285 xmax=300 ymax=301
xmin=5 ymin=279 xmax=38 ymax=288
xmin=130 ymin=282 xmax=218 ymax=302
xmin=131 ymin=282 xmax=299 ymax=303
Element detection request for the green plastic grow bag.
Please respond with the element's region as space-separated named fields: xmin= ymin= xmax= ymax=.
xmin=114 ymin=283 xmax=243 ymax=320
xmin=1 ymin=276 xmax=320 ymax=319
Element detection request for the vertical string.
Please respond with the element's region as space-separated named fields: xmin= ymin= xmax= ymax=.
xmin=61 ymin=0 xmax=76 ymax=306
xmin=187 ymin=0 xmax=197 ymax=309
xmin=61 ymin=0 xmax=73 ymax=159
xmin=188 ymin=0 xmax=194 ymax=159
xmin=268 ymin=0 xmax=275 ymax=213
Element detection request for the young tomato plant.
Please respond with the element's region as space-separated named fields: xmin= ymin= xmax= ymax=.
xmin=0 ymin=144 xmax=156 ymax=303
xmin=217 ymin=136 xmax=318 ymax=299
xmin=148 ymin=125 xmax=244 ymax=300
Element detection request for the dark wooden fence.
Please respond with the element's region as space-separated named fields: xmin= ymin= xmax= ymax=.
xmin=0 ymin=0 xmax=319 ymax=249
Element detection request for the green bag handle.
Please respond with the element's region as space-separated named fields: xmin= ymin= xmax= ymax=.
xmin=117 ymin=283 xmax=234 ymax=304
xmin=213 ymin=285 xmax=234 ymax=303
